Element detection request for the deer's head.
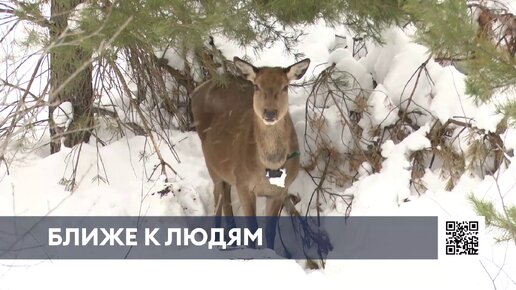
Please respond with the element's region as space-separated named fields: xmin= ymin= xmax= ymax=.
xmin=234 ymin=57 xmax=310 ymax=125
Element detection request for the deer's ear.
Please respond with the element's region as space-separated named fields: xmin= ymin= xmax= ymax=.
xmin=234 ymin=57 xmax=258 ymax=82
xmin=285 ymin=58 xmax=310 ymax=81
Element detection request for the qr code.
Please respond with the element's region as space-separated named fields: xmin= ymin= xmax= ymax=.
xmin=445 ymin=221 xmax=479 ymax=255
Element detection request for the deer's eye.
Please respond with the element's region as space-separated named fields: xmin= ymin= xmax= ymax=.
xmin=254 ymin=85 xmax=260 ymax=91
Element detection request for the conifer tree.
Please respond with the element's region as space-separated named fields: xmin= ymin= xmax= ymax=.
xmin=404 ymin=0 xmax=516 ymax=244
xmin=1 ymin=0 xmax=406 ymax=153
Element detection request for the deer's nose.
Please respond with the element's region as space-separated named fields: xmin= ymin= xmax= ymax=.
xmin=263 ymin=110 xmax=278 ymax=122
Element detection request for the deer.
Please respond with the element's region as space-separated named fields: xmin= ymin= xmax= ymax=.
xmin=191 ymin=56 xmax=310 ymax=248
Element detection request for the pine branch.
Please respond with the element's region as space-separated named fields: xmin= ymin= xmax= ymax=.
xmin=152 ymin=54 xmax=195 ymax=94
xmin=0 ymin=7 xmax=52 ymax=28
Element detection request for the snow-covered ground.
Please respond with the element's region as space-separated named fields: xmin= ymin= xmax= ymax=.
xmin=1 ymin=16 xmax=515 ymax=290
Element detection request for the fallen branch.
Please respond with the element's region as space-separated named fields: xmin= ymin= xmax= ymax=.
xmin=94 ymin=106 xmax=146 ymax=136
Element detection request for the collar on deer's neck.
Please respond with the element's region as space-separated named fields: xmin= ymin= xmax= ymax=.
xmin=264 ymin=150 xmax=300 ymax=187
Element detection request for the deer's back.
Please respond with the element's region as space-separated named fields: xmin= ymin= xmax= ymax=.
xmin=191 ymin=75 xmax=257 ymax=184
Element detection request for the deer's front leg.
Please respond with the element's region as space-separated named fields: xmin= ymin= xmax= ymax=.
xmin=264 ymin=191 xmax=287 ymax=249
xmin=236 ymin=184 xmax=258 ymax=246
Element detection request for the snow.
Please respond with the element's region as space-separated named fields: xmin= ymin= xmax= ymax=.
xmin=346 ymin=126 xmax=431 ymax=215
xmin=367 ymin=84 xmax=398 ymax=127
xmin=365 ymin=28 xmax=411 ymax=84
xmin=430 ymin=66 xmax=504 ymax=132
xmin=52 ymin=101 xmax=74 ymax=128
xmin=330 ymin=48 xmax=374 ymax=103
xmin=1 ymin=16 xmax=516 ymax=290
xmin=503 ymin=127 xmax=516 ymax=150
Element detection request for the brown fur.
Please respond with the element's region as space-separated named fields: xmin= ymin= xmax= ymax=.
xmin=191 ymin=57 xmax=310 ymax=246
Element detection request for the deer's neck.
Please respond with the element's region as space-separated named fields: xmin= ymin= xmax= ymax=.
xmin=253 ymin=115 xmax=291 ymax=170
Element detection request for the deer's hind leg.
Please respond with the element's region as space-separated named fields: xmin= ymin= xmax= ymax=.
xmin=221 ymin=181 xmax=235 ymax=228
xmin=209 ymin=169 xmax=224 ymax=224
xmin=209 ymin=167 xmax=235 ymax=228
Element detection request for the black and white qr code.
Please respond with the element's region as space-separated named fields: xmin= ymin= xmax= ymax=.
xmin=445 ymin=221 xmax=479 ymax=255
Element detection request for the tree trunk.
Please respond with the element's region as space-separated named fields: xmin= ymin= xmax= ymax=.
xmin=49 ymin=0 xmax=93 ymax=154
